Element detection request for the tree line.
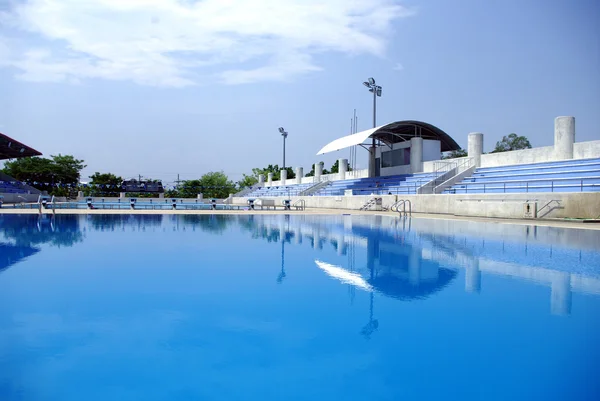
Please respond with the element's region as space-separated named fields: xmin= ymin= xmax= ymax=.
xmin=1 ymin=134 xmax=531 ymax=197
xmin=1 ymin=157 xmax=347 ymax=198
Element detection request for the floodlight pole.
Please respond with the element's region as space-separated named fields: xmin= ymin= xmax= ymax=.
xmin=279 ymin=128 xmax=288 ymax=169
xmin=364 ymin=77 xmax=382 ymax=178
xmin=371 ymin=85 xmax=377 ymax=178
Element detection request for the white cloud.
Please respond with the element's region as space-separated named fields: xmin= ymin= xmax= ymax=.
xmin=0 ymin=0 xmax=414 ymax=87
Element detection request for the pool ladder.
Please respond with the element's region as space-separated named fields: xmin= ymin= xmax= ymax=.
xmin=292 ymin=199 xmax=306 ymax=211
xmin=391 ymin=199 xmax=412 ymax=217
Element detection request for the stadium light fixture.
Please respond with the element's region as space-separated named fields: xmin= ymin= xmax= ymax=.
xmin=368 ymin=77 xmax=375 ymax=85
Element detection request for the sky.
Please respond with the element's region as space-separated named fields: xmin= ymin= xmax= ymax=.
xmin=0 ymin=0 xmax=599 ymax=186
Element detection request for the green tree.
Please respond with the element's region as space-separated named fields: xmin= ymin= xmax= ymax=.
xmin=177 ymin=171 xmax=235 ymax=199
xmin=251 ymin=164 xmax=295 ymax=181
xmin=237 ymin=174 xmax=258 ymax=189
xmin=492 ymin=133 xmax=532 ymax=153
xmin=2 ymin=154 xmax=86 ymax=196
xmin=441 ymin=149 xmax=468 ymax=159
xmin=86 ymin=172 xmax=123 ymax=196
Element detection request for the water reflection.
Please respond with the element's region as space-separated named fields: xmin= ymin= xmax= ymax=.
xmin=86 ymin=214 xmax=163 ymax=231
xmin=0 ymin=242 xmax=39 ymax=274
xmin=1 ymin=213 xmax=599 ymax=319
xmin=0 ymin=214 xmax=84 ymax=274
xmin=242 ymin=214 xmax=600 ymax=318
xmin=0 ymin=214 xmax=83 ymax=248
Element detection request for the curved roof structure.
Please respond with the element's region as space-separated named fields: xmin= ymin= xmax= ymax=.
xmin=317 ymin=120 xmax=460 ymax=155
xmin=0 ymin=133 xmax=42 ymax=160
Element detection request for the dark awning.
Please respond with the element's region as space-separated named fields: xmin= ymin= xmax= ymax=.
xmin=0 ymin=133 xmax=43 ymax=160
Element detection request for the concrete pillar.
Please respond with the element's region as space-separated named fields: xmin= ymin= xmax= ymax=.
xmin=296 ymin=167 xmax=303 ymax=185
xmin=77 ymin=191 xmax=83 ymax=199
xmin=468 ymin=132 xmax=484 ymax=167
xmin=368 ymin=147 xmax=376 ymax=178
xmin=554 ymin=116 xmax=575 ymax=160
xmin=315 ymin=162 xmax=323 ymax=182
xmin=338 ymin=158 xmax=348 ymax=181
xmin=465 ymin=259 xmax=481 ymax=293
xmin=159 ymin=193 xmax=164 ymax=199
xmin=197 ymin=194 xmax=203 ymax=200
xmin=280 ymin=169 xmax=287 ymax=186
xmin=551 ymin=273 xmax=572 ymax=316
xmin=336 ymin=233 xmax=345 ymax=256
xmin=119 ymin=192 xmax=126 ymax=199
xmin=267 ymin=173 xmax=273 ymax=186
xmin=258 ymin=174 xmax=265 ymax=185
xmin=410 ymin=137 xmax=423 ymax=173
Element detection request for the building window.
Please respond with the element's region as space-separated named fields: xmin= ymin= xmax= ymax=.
xmin=381 ymin=148 xmax=409 ymax=167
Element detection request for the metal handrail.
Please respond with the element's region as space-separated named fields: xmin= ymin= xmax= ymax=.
xmin=292 ymin=199 xmax=306 ymax=211
xmin=454 ymin=179 xmax=599 ymax=193
xmin=419 ymin=158 xmax=474 ymax=194
xmin=537 ymin=199 xmax=562 ymax=217
xmin=393 ymin=200 xmax=412 ymax=216
xmin=317 ymin=182 xmax=422 ymax=196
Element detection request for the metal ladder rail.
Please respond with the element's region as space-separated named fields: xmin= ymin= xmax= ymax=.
xmin=394 ymin=199 xmax=412 ymax=216
xmin=292 ymin=199 xmax=306 ymax=211
xmin=390 ymin=200 xmax=403 ymax=212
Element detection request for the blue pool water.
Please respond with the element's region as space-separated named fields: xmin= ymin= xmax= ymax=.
xmin=1 ymin=214 xmax=599 ymax=401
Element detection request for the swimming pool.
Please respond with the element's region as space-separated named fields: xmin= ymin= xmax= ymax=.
xmin=1 ymin=214 xmax=599 ymax=400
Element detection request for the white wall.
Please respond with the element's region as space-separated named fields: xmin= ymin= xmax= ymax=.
xmin=574 ymin=140 xmax=600 ymax=160
xmin=232 ymin=192 xmax=600 ymax=219
xmin=380 ymin=165 xmax=411 ymax=176
xmin=480 ymin=146 xmax=555 ymax=168
xmin=423 ymin=139 xmax=441 ymax=162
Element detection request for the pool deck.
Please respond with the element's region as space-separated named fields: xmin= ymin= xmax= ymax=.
xmin=1 ymin=207 xmax=599 ymax=230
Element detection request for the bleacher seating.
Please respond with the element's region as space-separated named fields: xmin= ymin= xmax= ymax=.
xmin=445 ymin=158 xmax=600 ymax=194
xmin=245 ymin=182 xmax=314 ymax=198
xmin=0 ymin=172 xmax=36 ymax=194
xmin=314 ymin=173 xmax=438 ymax=196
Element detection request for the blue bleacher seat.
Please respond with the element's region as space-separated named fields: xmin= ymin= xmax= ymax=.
xmin=445 ymin=158 xmax=600 ymax=194
xmin=314 ymin=173 xmax=439 ymax=196
xmin=245 ymin=182 xmax=315 ymax=198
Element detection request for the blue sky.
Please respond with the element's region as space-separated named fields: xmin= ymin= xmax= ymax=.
xmin=1 ymin=0 xmax=599 ymax=186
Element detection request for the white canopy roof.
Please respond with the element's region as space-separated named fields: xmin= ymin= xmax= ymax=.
xmin=316 ymin=125 xmax=385 ymax=155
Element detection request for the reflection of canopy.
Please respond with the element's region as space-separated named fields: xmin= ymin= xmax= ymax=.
xmin=0 ymin=243 xmax=39 ymax=273
xmin=316 ymin=120 xmax=460 ymax=155
xmin=0 ymin=133 xmax=42 ymax=160
xmin=368 ymin=269 xmax=457 ymax=300
xmin=315 ymin=259 xmax=457 ymax=301
xmin=315 ymin=260 xmax=372 ymax=291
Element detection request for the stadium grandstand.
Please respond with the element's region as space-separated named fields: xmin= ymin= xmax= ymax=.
xmin=0 ymin=133 xmax=43 ymax=204
xmin=236 ymin=116 xmax=600 ymax=219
